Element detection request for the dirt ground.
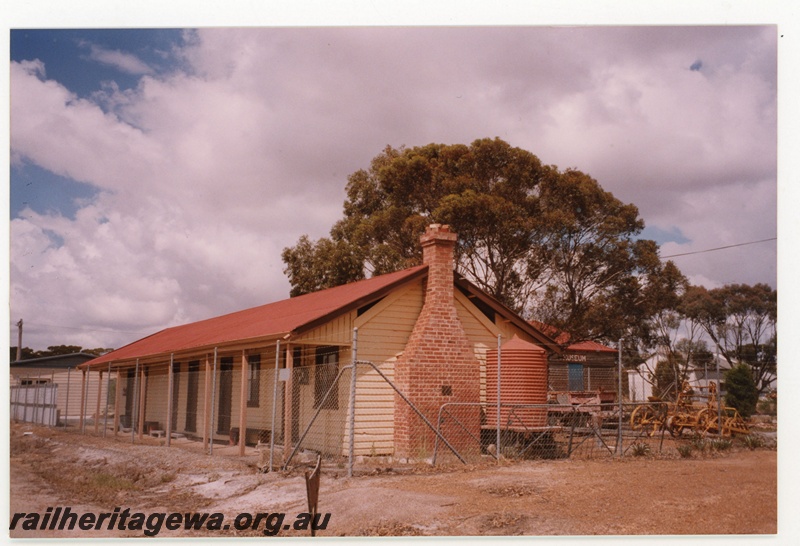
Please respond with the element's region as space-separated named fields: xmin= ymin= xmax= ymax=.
xmin=8 ymin=422 xmax=778 ymax=538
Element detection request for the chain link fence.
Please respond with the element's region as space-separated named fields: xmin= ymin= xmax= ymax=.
xmin=25 ymin=333 xmax=757 ymax=473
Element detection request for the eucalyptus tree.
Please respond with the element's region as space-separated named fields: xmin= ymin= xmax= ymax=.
xmin=283 ymin=138 xmax=684 ymax=347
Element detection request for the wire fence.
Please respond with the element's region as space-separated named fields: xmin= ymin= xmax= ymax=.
xmin=10 ymin=333 xmax=757 ymax=474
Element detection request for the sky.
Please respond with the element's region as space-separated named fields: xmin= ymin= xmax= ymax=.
xmin=5 ymin=3 xmax=790 ymax=353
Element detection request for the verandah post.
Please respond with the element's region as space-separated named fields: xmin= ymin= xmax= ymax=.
xmin=132 ymin=359 xmax=139 ymax=443
xmin=137 ymin=364 xmax=146 ymax=439
xmin=104 ymin=363 xmax=111 ymax=437
xmin=239 ymin=350 xmax=248 ymax=456
xmin=113 ymin=367 xmax=121 ymax=436
xmin=203 ymin=354 xmax=210 ymax=450
xmin=210 ymin=348 xmax=218 ymax=455
xmin=166 ymin=354 xmax=174 ymax=447
xmin=95 ymin=370 xmax=103 ymax=434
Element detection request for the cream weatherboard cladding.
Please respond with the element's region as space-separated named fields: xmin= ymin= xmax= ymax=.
xmin=80 ymin=225 xmax=558 ymax=460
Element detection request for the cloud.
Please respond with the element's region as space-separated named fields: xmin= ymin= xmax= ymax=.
xmin=82 ymin=41 xmax=154 ymax=75
xmin=9 ymin=27 xmax=777 ymax=350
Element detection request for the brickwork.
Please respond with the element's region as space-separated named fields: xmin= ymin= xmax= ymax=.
xmin=394 ymin=225 xmax=481 ymax=458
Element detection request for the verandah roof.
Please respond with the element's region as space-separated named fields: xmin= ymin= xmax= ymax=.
xmin=82 ymin=265 xmax=428 ymax=369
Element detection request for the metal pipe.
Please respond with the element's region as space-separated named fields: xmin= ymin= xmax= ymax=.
xmin=132 ymin=359 xmax=140 ymax=443
xmin=716 ymin=348 xmax=722 ymax=435
xmin=49 ymin=371 xmax=55 ymax=427
xmin=34 ymin=371 xmax=42 ymax=425
xmin=496 ymin=334 xmax=501 ymax=462
xmin=12 ymin=373 xmax=20 ymax=423
xmin=285 ymin=364 xmax=352 ymax=468
xmin=64 ymin=367 xmax=71 ymax=428
xmin=104 ymin=363 xmax=111 ymax=437
xmin=348 ymin=328 xmax=358 ymax=478
xmin=81 ymin=370 xmax=89 ymax=433
xmin=269 ymin=339 xmax=281 ymax=472
xmin=617 ymin=338 xmax=623 ymax=457
xmin=357 ymin=360 xmax=466 ymax=465
xmin=209 ymin=347 xmax=218 ymax=455
xmin=166 ymin=354 xmax=174 ymax=447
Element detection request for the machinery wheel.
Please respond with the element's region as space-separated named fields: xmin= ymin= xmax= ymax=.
xmin=696 ymin=408 xmax=719 ymax=435
xmin=630 ymin=405 xmax=662 ymax=436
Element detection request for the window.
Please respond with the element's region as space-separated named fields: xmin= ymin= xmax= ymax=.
xmin=20 ymin=378 xmax=50 ymax=386
xmin=247 ymin=354 xmax=261 ymax=407
xmin=314 ymin=347 xmax=339 ymax=410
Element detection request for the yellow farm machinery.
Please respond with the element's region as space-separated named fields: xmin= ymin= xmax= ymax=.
xmin=630 ymin=381 xmax=749 ymax=437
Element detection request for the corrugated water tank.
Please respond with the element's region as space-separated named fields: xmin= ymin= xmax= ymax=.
xmin=486 ymin=335 xmax=548 ymax=429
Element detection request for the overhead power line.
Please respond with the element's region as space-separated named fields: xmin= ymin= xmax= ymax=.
xmin=10 ymin=320 xmax=149 ymax=336
xmin=661 ymin=237 xmax=777 ymax=259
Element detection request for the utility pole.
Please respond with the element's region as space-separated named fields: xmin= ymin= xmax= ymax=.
xmin=16 ymin=319 xmax=23 ymax=361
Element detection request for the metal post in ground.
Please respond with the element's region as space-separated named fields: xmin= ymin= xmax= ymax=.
xmin=34 ymin=371 xmax=42 ymax=425
xmin=348 ymin=328 xmax=358 ymax=478
xmin=50 ymin=371 xmax=56 ymax=427
xmin=104 ymin=363 xmax=111 ymax=436
xmin=496 ymin=334 xmax=502 ymax=462
xmin=617 ymin=338 xmax=624 ymax=457
xmin=64 ymin=367 xmax=71 ymax=428
xmin=269 ymin=339 xmax=281 ymax=472
xmin=209 ymin=347 xmax=218 ymax=455
xmin=716 ymin=349 xmax=722 ymax=435
xmin=12 ymin=375 xmax=20 ymax=423
xmin=167 ymin=354 xmax=174 ymax=447
xmin=132 ymin=360 xmax=140 ymax=444
xmin=81 ymin=370 xmax=89 ymax=434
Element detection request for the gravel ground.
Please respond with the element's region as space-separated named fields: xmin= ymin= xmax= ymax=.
xmin=8 ymin=422 xmax=779 ymax=539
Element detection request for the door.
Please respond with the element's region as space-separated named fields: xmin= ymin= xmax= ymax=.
xmin=568 ymin=363 xmax=584 ymax=391
xmin=217 ymin=358 xmax=233 ymax=434
xmin=185 ymin=361 xmax=199 ymax=432
xmin=171 ymin=362 xmax=180 ymax=431
xmin=124 ymin=370 xmax=135 ymax=428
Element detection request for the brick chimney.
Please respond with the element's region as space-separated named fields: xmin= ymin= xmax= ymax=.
xmin=393 ymin=224 xmax=481 ymax=459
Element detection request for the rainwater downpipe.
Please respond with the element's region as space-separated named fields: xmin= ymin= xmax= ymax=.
xmin=269 ymin=339 xmax=281 ymax=472
xmin=496 ymin=334 xmax=502 ymax=462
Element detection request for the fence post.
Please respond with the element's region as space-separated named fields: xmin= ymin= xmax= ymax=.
xmin=167 ymin=354 xmax=174 ymax=447
xmin=64 ymin=367 xmax=71 ymax=428
xmin=348 ymin=328 xmax=358 ymax=478
xmin=617 ymin=338 xmax=623 ymax=457
xmin=210 ymin=347 xmax=218 ymax=455
xmin=80 ymin=369 xmax=87 ymax=433
xmin=716 ymin=349 xmax=722 ymax=435
xmin=95 ymin=371 xmax=103 ymax=434
xmin=104 ymin=364 xmax=111 ymax=436
xmin=496 ymin=334 xmax=502 ymax=462
xmin=12 ymin=377 xmax=19 ymax=423
xmin=269 ymin=339 xmax=281 ymax=472
xmin=132 ymin=360 xmax=140 ymax=443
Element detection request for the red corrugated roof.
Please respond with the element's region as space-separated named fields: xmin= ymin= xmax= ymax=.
xmin=528 ymin=320 xmax=617 ymax=353
xmin=84 ymin=265 xmax=428 ymax=368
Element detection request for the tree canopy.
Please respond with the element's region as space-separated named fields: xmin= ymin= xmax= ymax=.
xmin=283 ymin=137 xmax=684 ymax=347
xmin=10 ymin=345 xmax=112 ymax=361
xmin=680 ymin=283 xmax=777 ymax=394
